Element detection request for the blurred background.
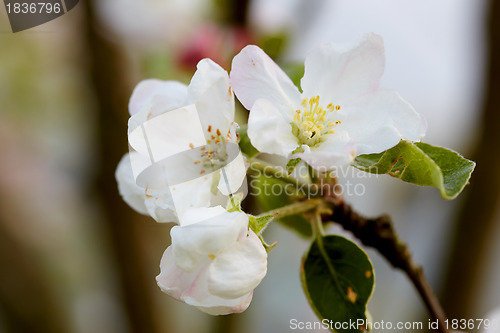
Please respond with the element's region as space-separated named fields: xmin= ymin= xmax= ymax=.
xmin=0 ymin=0 xmax=498 ymax=332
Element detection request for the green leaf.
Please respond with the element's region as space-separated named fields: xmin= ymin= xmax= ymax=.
xmin=352 ymin=140 xmax=476 ymax=200
xmin=286 ymin=158 xmax=302 ymax=174
xmin=301 ymin=236 xmax=374 ymax=333
xmin=258 ymin=234 xmax=278 ymax=253
xmin=248 ymin=214 xmax=274 ymax=234
xmin=237 ymin=125 xmax=259 ymax=158
xmin=286 ymin=146 xmax=305 ymax=174
xmin=226 ymin=192 xmax=244 ymax=213
xmin=253 ymin=175 xmax=312 ymax=238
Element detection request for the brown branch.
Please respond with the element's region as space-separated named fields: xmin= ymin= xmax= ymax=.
xmin=82 ymin=2 xmax=162 ymax=333
xmin=320 ymin=180 xmax=450 ymax=333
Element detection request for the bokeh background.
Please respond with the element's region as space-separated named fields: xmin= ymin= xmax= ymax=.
xmin=0 ymin=0 xmax=499 ymax=332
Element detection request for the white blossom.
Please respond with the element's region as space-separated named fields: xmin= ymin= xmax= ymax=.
xmin=156 ymin=206 xmax=267 ymax=315
xmin=116 ymin=59 xmax=247 ymax=223
xmin=230 ymin=33 xmax=426 ymax=170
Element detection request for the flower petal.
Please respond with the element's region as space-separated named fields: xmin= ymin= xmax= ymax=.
xmin=187 ymin=59 xmax=235 ymax=136
xmin=231 ymin=45 xmax=301 ymax=116
xmin=115 ymin=153 xmax=148 ymax=215
xmin=180 ymin=205 xmax=227 ymax=226
xmin=128 ymin=104 xmax=207 ymax=161
xmin=294 ymin=133 xmax=357 ymax=171
xmin=156 ymin=246 xmax=253 ymax=315
xmin=128 ymin=79 xmax=187 ymax=116
xmin=301 ymin=33 xmax=385 ymax=106
xmin=340 ymin=89 xmax=427 ymax=155
xmin=208 ymin=230 xmax=267 ymax=299
xmin=217 ymin=152 xmax=247 ymax=196
xmin=143 ymin=188 xmax=178 ymax=223
xmin=156 ymin=245 xmax=200 ymax=300
xmin=170 ymin=210 xmax=248 ymax=272
xmin=247 ymin=99 xmax=299 ymax=156
xmin=168 ymin=175 xmax=214 ymax=224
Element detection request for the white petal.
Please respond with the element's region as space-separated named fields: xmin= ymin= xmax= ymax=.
xmin=247 ymin=99 xmax=299 ymax=157
xmin=294 ymin=133 xmax=357 ymax=171
xmin=217 ymin=152 xmax=247 ymax=196
xmin=115 ymin=153 xmax=148 ymax=215
xmin=230 ymin=45 xmax=301 ymax=116
xmin=143 ymin=188 xmax=178 ymax=223
xmin=156 ymin=245 xmax=200 ymax=300
xmin=194 ymin=293 xmax=253 ymax=315
xmin=187 ymin=59 xmax=235 ymax=136
xmin=169 ymin=175 xmax=214 ymax=224
xmin=180 ymin=206 xmax=227 ymax=226
xmin=340 ymin=89 xmax=427 ymax=155
xmin=128 ymin=79 xmax=187 ymax=117
xmin=301 ymin=33 xmax=385 ymax=107
xmin=170 ymin=211 xmax=248 ymax=272
xmin=157 ymin=246 xmax=253 ymax=315
xmin=128 ymin=104 xmax=207 ymax=161
xmin=179 ymin=263 xmax=253 ymax=315
xmin=208 ymin=230 xmax=267 ymax=299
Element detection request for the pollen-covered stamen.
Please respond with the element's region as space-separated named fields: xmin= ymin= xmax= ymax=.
xmin=196 ymin=126 xmax=229 ymax=170
xmin=291 ymin=96 xmax=342 ymax=146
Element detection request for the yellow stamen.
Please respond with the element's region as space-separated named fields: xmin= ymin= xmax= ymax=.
xmin=292 ymin=95 xmax=342 ymax=145
xmin=301 ymin=98 xmax=308 ymax=107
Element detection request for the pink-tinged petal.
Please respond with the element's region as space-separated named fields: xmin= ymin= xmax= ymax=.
xmin=157 ymin=246 xmax=253 ymax=315
xmin=231 ymin=45 xmax=301 ymax=116
xmin=128 ymin=79 xmax=187 ymax=116
xmin=156 ymin=245 xmax=200 ymax=300
xmin=187 ymin=59 xmax=235 ymax=136
xmin=208 ymin=230 xmax=267 ymax=299
xmin=115 ymin=153 xmax=148 ymax=215
xmin=301 ymin=33 xmax=385 ymax=107
xmin=171 ymin=211 xmax=248 ymax=272
xmin=340 ymin=89 xmax=427 ymax=155
xmin=294 ymin=133 xmax=357 ymax=171
xmin=181 ymin=265 xmax=253 ymax=315
xmin=194 ymin=293 xmax=253 ymax=316
xmin=247 ymin=99 xmax=299 ymax=157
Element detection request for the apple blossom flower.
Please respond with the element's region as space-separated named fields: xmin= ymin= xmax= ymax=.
xmin=156 ymin=206 xmax=267 ymax=315
xmin=117 ymin=58 xmax=247 ymax=223
xmin=230 ymin=33 xmax=427 ymax=170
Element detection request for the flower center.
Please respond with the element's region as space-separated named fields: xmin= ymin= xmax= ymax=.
xmin=192 ymin=126 xmax=229 ymax=174
xmin=291 ymin=96 xmax=341 ymax=147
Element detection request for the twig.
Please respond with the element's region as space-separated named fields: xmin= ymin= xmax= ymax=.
xmin=256 ymin=199 xmax=323 ymax=220
xmin=321 ymin=179 xmax=450 ymax=333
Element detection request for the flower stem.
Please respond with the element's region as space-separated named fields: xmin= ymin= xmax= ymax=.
xmin=256 ymin=199 xmax=323 ymax=220
xmin=311 ymin=209 xmax=326 ymax=249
